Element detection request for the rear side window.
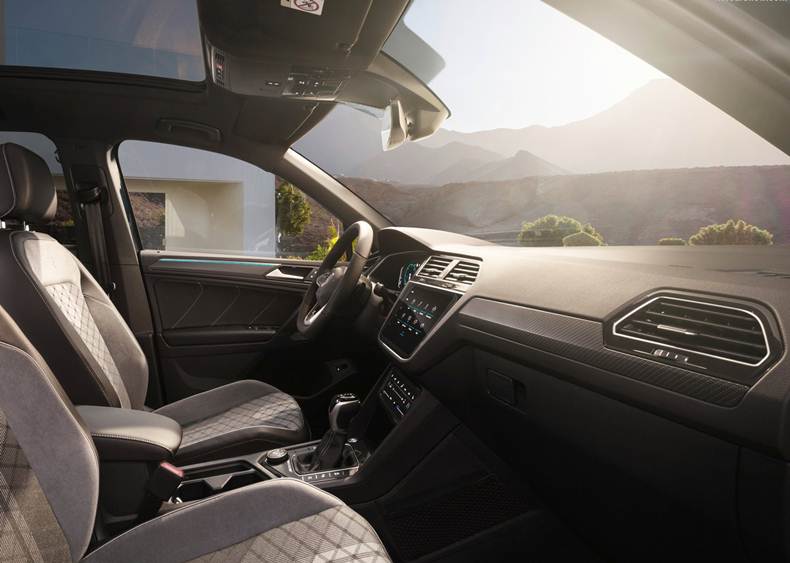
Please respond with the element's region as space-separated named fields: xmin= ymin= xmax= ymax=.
xmin=0 ymin=132 xmax=79 ymax=253
xmin=118 ymin=140 xmax=341 ymax=260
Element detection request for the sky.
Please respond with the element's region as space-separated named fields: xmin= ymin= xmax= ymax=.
xmin=400 ymin=0 xmax=665 ymax=133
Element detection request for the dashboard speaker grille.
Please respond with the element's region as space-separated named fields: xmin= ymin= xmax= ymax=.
xmin=614 ymin=296 xmax=769 ymax=366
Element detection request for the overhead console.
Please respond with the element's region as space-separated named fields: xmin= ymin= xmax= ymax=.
xmin=197 ymin=0 xmax=449 ymax=141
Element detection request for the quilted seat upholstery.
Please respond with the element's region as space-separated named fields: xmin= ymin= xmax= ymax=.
xmin=0 ymin=305 xmax=391 ymax=562
xmin=0 ymin=142 xmax=309 ymax=464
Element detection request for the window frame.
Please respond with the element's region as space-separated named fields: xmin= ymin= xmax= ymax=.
xmin=114 ymin=139 xmax=346 ymax=261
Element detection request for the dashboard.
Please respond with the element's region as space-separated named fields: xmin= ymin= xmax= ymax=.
xmin=362 ymin=226 xmax=790 ymax=561
xmin=365 ymin=226 xmax=790 ymax=458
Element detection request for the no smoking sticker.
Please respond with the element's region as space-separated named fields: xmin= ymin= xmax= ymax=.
xmin=280 ymin=0 xmax=324 ymax=16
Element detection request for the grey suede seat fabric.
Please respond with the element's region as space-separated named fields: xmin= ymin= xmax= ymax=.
xmin=84 ymin=479 xmax=391 ymax=563
xmin=0 ymin=306 xmax=391 ymax=562
xmin=155 ymin=380 xmax=308 ymax=464
xmin=0 ymin=142 xmax=307 ymax=464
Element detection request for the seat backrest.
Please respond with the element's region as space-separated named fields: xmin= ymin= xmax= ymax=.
xmin=0 ymin=143 xmax=148 ymax=410
xmin=0 ymin=304 xmax=99 ymax=561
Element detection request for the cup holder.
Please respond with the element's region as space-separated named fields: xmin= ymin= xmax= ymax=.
xmin=175 ymin=480 xmax=212 ymax=502
xmin=173 ymin=461 xmax=268 ymax=502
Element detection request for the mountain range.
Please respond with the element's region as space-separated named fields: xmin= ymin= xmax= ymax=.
xmin=296 ymin=78 xmax=790 ymax=183
xmin=344 ymin=164 xmax=790 ymax=246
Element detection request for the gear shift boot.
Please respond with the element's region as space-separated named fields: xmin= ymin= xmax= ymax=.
xmin=294 ymin=393 xmax=360 ymax=473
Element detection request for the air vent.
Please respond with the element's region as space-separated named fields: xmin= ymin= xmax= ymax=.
xmin=614 ymin=296 xmax=769 ymax=366
xmin=419 ymin=256 xmax=452 ymax=279
xmin=445 ymin=260 xmax=480 ymax=285
xmin=213 ymin=49 xmax=227 ymax=87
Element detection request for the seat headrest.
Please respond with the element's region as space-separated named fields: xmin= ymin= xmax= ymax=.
xmin=0 ymin=143 xmax=57 ymax=223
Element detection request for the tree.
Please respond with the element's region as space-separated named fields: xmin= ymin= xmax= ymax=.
xmin=563 ymin=231 xmax=602 ymax=246
xmin=689 ymin=219 xmax=773 ymax=246
xmin=275 ymin=181 xmax=311 ymax=237
xmin=307 ymin=223 xmax=340 ymax=261
xmin=518 ymin=214 xmax=604 ymax=246
xmin=658 ymin=237 xmax=687 ymax=246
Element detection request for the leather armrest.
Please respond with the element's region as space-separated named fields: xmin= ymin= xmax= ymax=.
xmin=77 ymin=406 xmax=182 ymax=462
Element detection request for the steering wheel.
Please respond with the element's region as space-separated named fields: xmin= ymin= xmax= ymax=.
xmin=297 ymin=220 xmax=374 ymax=338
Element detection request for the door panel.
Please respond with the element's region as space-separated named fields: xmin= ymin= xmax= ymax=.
xmin=154 ymin=279 xmax=300 ymax=340
xmin=140 ymin=250 xmax=318 ymax=401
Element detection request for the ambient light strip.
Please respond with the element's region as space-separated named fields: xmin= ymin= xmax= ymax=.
xmin=157 ymin=258 xmax=278 ymax=267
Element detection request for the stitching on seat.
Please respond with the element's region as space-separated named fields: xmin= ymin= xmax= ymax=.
xmin=156 ymin=381 xmax=279 ymax=426
xmin=175 ymin=433 xmax=300 ymax=464
xmin=179 ymin=393 xmax=303 ymax=448
xmin=85 ymin=478 xmax=343 ymax=557
xmin=8 ymin=232 xmax=120 ymax=408
xmin=0 ymin=341 xmax=99 ymax=464
xmin=180 ymin=426 xmax=302 ymax=449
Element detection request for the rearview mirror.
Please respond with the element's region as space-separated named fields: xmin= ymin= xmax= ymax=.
xmin=381 ymin=99 xmax=408 ymax=151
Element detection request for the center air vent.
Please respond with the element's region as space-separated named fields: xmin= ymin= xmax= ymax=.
xmin=606 ymin=293 xmax=780 ymax=386
xmin=419 ymin=256 xmax=453 ymax=279
xmin=445 ymin=260 xmax=480 ymax=285
xmin=414 ymin=256 xmax=482 ymax=291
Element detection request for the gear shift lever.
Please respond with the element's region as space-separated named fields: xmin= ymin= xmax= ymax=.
xmin=328 ymin=393 xmax=361 ymax=434
xmin=303 ymin=393 xmax=360 ymax=472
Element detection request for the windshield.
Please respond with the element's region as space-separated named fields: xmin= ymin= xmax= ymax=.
xmin=296 ymin=0 xmax=790 ymax=247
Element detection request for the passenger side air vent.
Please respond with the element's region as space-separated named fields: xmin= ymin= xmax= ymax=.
xmin=606 ymin=293 xmax=781 ymax=386
xmin=419 ymin=256 xmax=453 ymax=279
xmin=444 ymin=260 xmax=480 ymax=285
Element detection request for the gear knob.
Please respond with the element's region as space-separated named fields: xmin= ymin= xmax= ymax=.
xmin=328 ymin=393 xmax=360 ymax=434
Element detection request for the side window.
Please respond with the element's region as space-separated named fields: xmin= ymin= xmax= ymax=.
xmin=118 ymin=141 xmax=341 ymax=260
xmin=0 ymin=132 xmax=79 ymax=254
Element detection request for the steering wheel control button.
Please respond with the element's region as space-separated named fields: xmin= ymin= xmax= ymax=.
xmin=265 ymin=448 xmax=289 ymax=465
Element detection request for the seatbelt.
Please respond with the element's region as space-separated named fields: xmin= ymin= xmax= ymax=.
xmin=77 ymin=184 xmax=114 ymax=293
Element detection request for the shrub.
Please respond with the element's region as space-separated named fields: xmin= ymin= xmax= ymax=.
xmin=563 ymin=231 xmax=603 ymax=246
xmin=307 ymin=223 xmax=339 ymax=261
xmin=276 ymin=181 xmax=311 ymax=237
xmin=519 ymin=214 xmax=604 ymax=246
xmin=658 ymin=237 xmax=687 ymax=246
xmin=689 ymin=219 xmax=773 ymax=246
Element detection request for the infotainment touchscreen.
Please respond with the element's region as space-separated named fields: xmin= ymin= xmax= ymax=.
xmin=380 ymin=284 xmax=458 ymax=358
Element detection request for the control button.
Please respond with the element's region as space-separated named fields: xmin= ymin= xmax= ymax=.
xmin=265 ymin=448 xmax=289 ymax=465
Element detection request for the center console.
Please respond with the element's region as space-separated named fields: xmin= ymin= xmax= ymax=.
xmin=169 ymin=366 xmax=440 ymax=504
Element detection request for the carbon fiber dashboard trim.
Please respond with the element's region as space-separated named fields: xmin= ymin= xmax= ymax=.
xmin=458 ymin=298 xmax=748 ymax=407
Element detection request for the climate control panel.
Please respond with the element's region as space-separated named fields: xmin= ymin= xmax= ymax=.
xmin=379 ymin=369 xmax=420 ymax=422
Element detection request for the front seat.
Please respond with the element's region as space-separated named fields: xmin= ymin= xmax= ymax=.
xmin=0 ymin=142 xmax=308 ymax=464
xmin=0 ymin=305 xmax=391 ymax=563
